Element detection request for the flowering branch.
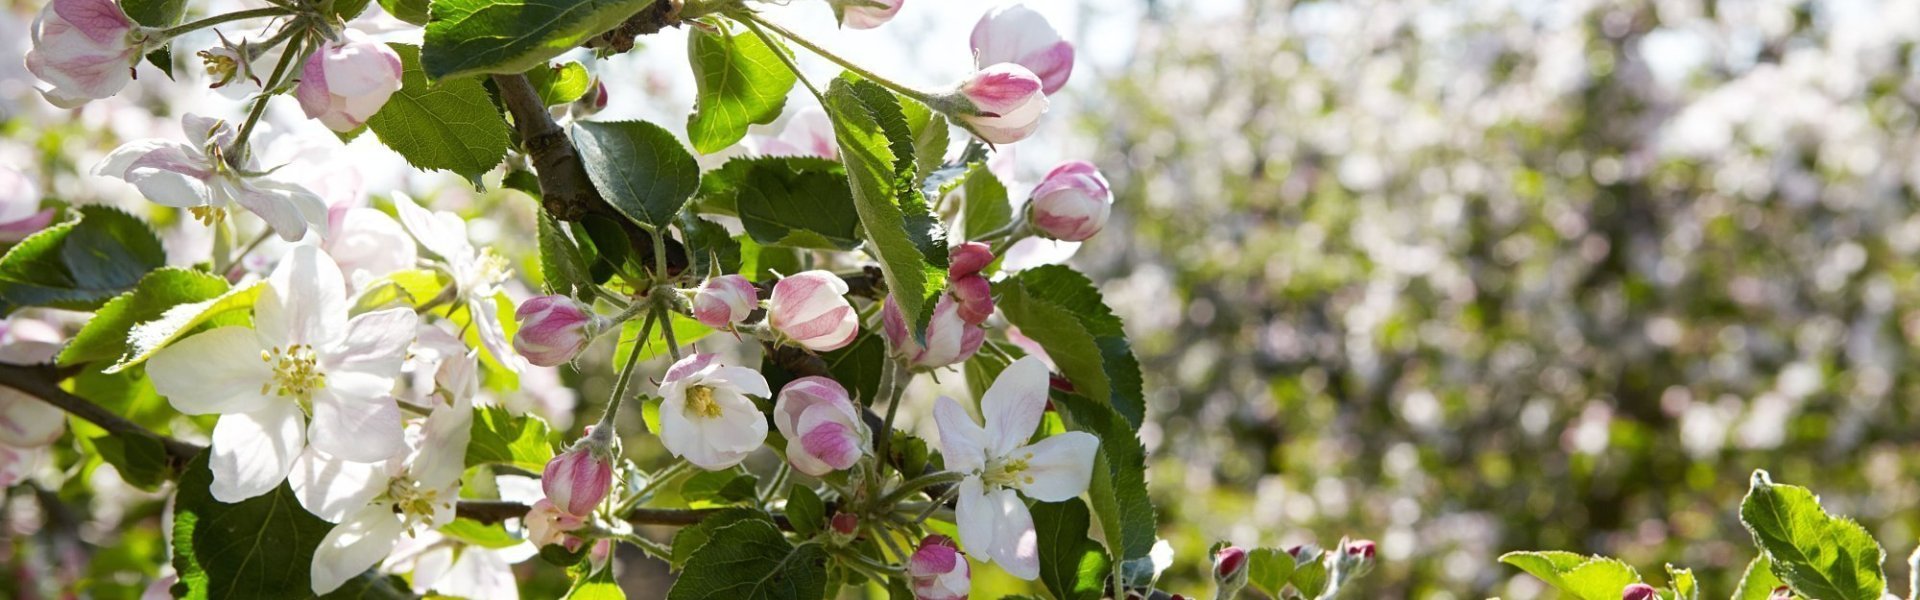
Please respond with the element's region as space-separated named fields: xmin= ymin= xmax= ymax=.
xmin=0 ymin=362 xmax=203 ymax=470
xmin=453 ymin=500 xmax=796 ymax=530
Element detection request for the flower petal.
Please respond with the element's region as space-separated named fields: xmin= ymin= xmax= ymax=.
xmin=308 ymin=391 xmax=404 ymax=463
xmin=256 ymin=245 xmax=348 ymax=348
xmin=933 ymin=396 xmax=989 ymax=473
xmin=709 ymin=365 xmax=772 ymax=398
xmin=986 ymin=488 xmax=1039 ymax=580
xmin=0 ymin=388 xmax=66 ymax=447
xmin=147 ymin=326 xmax=272 ymax=415
xmin=392 ymin=192 xmax=472 ymax=261
xmin=324 ymin=307 xmax=417 ymax=396
xmin=954 ymin=476 xmax=993 ymax=559
xmin=208 ymin=402 xmax=305 ymax=503
xmin=1011 ymin=431 xmax=1098 ymax=502
xmin=310 ymin=503 xmax=405 ymax=595
xmin=981 ymin=356 xmax=1049 ymax=456
xmin=469 ymin=298 xmax=526 ymax=373
xmin=289 ymin=447 xmax=389 ymax=523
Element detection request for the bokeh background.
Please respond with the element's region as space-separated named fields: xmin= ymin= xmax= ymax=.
xmin=9 ymin=0 xmax=1920 ymax=597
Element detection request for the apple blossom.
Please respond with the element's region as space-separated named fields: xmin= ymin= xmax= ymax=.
xmin=0 ymin=321 xmax=65 ymax=449
xmin=324 ymin=206 xmax=418 ymax=290
xmin=768 ymin=270 xmax=858 ymax=352
xmin=882 ymin=294 xmax=985 ymax=370
xmin=525 ymin=499 xmax=588 ymax=550
xmin=949 ymin=242 xmax=994 ymax=278
xmin=24 ymin=0 xmax=155 ymax=108
xmin=394 ymin=193 xmax=526 ymax=372
xmin=148 ymin=245 xmax=417 ymax=502
xmin=0 ymin=167 xmax=56 ymax=243
xmin=382 ymin=530 xmax=535 ymax=600
xmin=1026 ymin=160 xmax=1111 ymax=242
xmin=542 ymin=442 xmax=613 ymax=517
xmin=302 ymin=394 xmax=472 ymax=594
xmin=948 ymin=242 xmax=995 ymax=324
xmin=513 ymin=295 xmax=603 ymax=367
xmin=658 ymin=353 xmax=773 ymax=470
xmin=830 ymin=0 xmax=903 ymax=30
xmin=693 ymin=274 xmax=758 ymax=329
xmin=951 ymin=63 xmax=1048 ymax=144
xmin=1214 ymin=545 xmax=1249 ymax=595
xmin=933 ymin=356 xmax=1098 ymax=580
xmin=971 ymin=4 xmax=1074 ymax=95
xmin=95 ymin=114 xmax=330 ymax=241
xmin=773 ymin=376 xmax=868 ymax=476
xmin=197 ymin=36 xmax=258 ymax=90
xmin=296 ymin=37 xmax=404 ymax=132
xmin=908 ymin=535 xmax=971 ymax=600
xmin=1621 ymin=583 xmax=1656 ymax=600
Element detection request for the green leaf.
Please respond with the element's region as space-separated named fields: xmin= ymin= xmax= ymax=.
xmin=366 ymin=43 xmax=511 ymax=180
xmin=378 ymin=0 xmax=429 ymax=24
xmin=997 ymin=265 xmax=1147 ymax=428
xmin=955 ymin=161 xmax=1012 ymax=241
xmin=440 ymin=518 xmax=526 ymax=549
xmin=466 ymin=405 xmax=554 ymax=471
xmin=681 ymin=467 xmax=759 ymax=505
xmin=107 ymin=280 xmax=265 ymax=373
xmin=91 ymin=434 xmax=172 ymax=491
xmin=422 ymin=0 xmax=649 ymax=80
xmin=899 ymin=96 xmax=950 ymax=183
xmin=785 ymin=484 xmax=825 ymax=539
xmin=1740 ymin=470 xmax=1887 ymax=600
xmin=573 ymin=120 xmax=702 ymax=229
xmin=539 ymin=211 xmax=595 ymax=295
xmin=1033 ymin=498 xmax=1110 ymax=600
xmin=1499 ymin=551 xmax=1643 ymax=600
xmin=1052 ymin=392 xmax=1158 ymax=568
xmin=686 ymin=24 xmax=797 ymax=154
xmin=821 ymin=331 xmax=886 ymax=404
xmin=1247 ymin=548 xmax=1297 ymax=598
xmin=171 ymin=453 xmax=335 ymax=599
xmin=527 ymin=61 xmax=593 ymax=105
xmin=59 ymin=268 xmax=227 ymax=366
xmin=668 ymin=519 xmax=829 ymax=600
xmin=824 ymin=76 xmax=947 ymax=334
xmin=735 ymin=160 xmax=861 ymax=250
xmin=695 ymin=156 xmax=844 ymax=217
xmin=669 ymin=508 xmax=769 ymax=569
xmin=1666 ymin=564 xmax=1697 ymax=600
xmin=565 ymin=563 xmax=625 ymax=599
xmin=1735 ymin=555 xmax=1787 ymax=600
xmin=0 ymin=205 xmax=165 ymax=313
xmin=1290 ymin=548 xmax=1330 ymax=599
xmin=331 ymin=0 xmax=373 ymax=20
xmin=681 ymin=212 xmax=742 ymax=278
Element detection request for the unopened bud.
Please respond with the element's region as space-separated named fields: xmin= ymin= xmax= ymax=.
xmin=949 ymin=242 xmax=994 ymax=277
xmin=1621 ymin=583 xmax=1657 ymax=600
xmin=949 ymin=63 xmax=1048 ymax=144
xmin=1027 ymin=160 xmax=1112 ymax=242
xmin=1768 ymin=586 xmax=1792 ymax=600
xmin=513 ymin=295 xmax=602 ymax=366
xmin=1213 ymin=545 xmax=1249 ymax=596
xmin=541 ymin=444 xmax=613 ymax=517
xmin=829 ymin=512 xmax=860 ymax=544
xmin=908 ymin=535 xmax=969 ymax=600
xmin=692 ymin=274 xmax=758 ymax=329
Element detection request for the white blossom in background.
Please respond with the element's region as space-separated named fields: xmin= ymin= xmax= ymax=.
xmin=148 ymin=245 xmax=418 ymax=502
xmin=394 ymin=193 xmax=527 ymax=373
xmin=95 ymin=114 xmax=330 ymax=241
xmin=0 ymin=317 xmax=66 ymax=486
xmin=0 ymin=167 xmax=56 ymax=242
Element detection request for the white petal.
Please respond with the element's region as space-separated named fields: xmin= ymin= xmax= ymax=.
xmin=324 ymin=307 xmax=417 ymax=394
xmin=289 ymin=447 xmax=388 ymax=523
xmin=932 ymin=396 xmax=989 ymax=473
xmin=981 ymin=356 xmax=1049 ymax=457
xmin=955 ymin=477 xmax=993 ymax=559
xmin=436 ymin=546 xmax=522 ymax=600
xmin=709 ymin=392 xmax=769 ymax=452
xmin=127 ymin=168 xmax=212 ymax=208
xmin=146 ymin=326 xmax=272 ymax=415
xmin=0 ymin=388 xmax=65 ymax=447
xmin=409 ymin=396 xmax=473 ymax=489
xmin=709 ymin=366 xmax=772 ymax=398
xmin=1011 ymin=432 xmax=1099 ymax=502
xmin=308 ymin=391 xmax=404 ymax=463
xmin=469 ymin=298 xmax=526 ymax=373
xmin=257 ymin=245 xmax=348 ymax=347
xmin=311 ymin=503 xmax=406 ymax=595
xmin=392 ymin=193 xmax=472 ymax=261
xmin=208 ymin=402 xmax=305 ymax=503
xmin=987 ymin=488 xmax=1039 ymax=580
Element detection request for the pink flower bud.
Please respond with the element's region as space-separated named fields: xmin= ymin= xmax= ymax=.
xmin=542 ymin=444 xmax=612 ymax=517
xmin=908 ymin=535 xmax=970 ymax=600
xmin=769 ymin=271 xmax=858 ymax=352
xmin=295 ymin=38 xmax=403 ymax=132
xmin=949 ymin=242 xmax=994 ymax=278
xmin=1347 ymin=539 xmax=1376 ymax=560
xmin=831 ymin=512 xmax=859 ymax=536
xmin=1214 ymin=546 xmax=1248 ymax=581
xmin=949 ymin=275 xmax=993 ymax=325
xmin=513 ymin=295 xmax=600 ymax=367
xmin=831 ymin=0 xmax=903 ymax=30
xmin=1768 ymin=586 xmax=1792 ymax=600
xmin=525 ymin=499 xmax=587 ymax=549
xmin=774 ymin=377 xmax=868 ymax=476
xmin=25 ymin=0 xmax=146 ymax=108
xmin=693 ymin=275 xmax=758 ymax=329
xmin=1027 ymin=160 xmax=1111 ymax=241
xmin=971 ymin=4 xmax=1074 ymax=95
xmin=588 ymin=538 xmax=614 ymax=572
xmin=881 ymin=294 xmax=985 ymax=370
xmin=953 ymin=63 xmax=1049 ymax=144
xmin=1621 ymin=583 xmax=1657 ymax=600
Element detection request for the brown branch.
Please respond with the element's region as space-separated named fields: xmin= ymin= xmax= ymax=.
xmin=585 ymin=0 xmax=684 ymax=54
xmin=0 ymin=362 xmax=203 ymax=471
xmin=455 ymin=499 xmax=794 ymax=530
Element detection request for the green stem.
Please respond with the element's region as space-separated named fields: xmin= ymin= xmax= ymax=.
xmin=878 ymin=470 xmax=964 ymax=508
xmin=230 ymin=32 xmax=307 ymax=164
xmin=735 ymin=11 xmax=939 ymax=105
xmin=613 ymin=459 xmax=689 ymax=515
xmin=758 ymin=461 xmax=791 ymax=507
xmin=872 ymin=360 xmax=907 ymax=475
xmin=156 ymin=7 xmax=291 ymax=40
xmin=603 ymin=307 xmax=657 ymax=429
xmin=210 ymin=216 xmax=235 ymax=276
xmin=654 ymin=302 xmax=682 ymax=361
xmin=739 ymin=18 xmax=823 ymax=104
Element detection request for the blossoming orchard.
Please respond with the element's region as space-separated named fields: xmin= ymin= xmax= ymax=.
xmin=9 ymin=0 xmax=1915 ymax=598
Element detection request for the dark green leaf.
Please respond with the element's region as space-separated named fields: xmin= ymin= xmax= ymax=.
xmin=735 ymin=161 xmax=861 ymax=250
xmin=1052 ymin=392 xmax=1158 ymax=568
xmin=378 ymin=0 xmax=429 ymax=24
xmin=686 ymin=24 xmax=797 ymax=154
xmin=120 ymin=0 xmax=185 ymax=27
xmin=59 ymin=267 xmax=227 ymax=366
xmin=573 ymin=120 xmax=702 ymax=229
xmin=1740 ymin=470 xmax=1887 ymax=600
xmin=539 ymin=211 xmax=594 ymax=295
xmin=1499 ymin=551 xmax=1642 ymax=600
xmin=1033 ymin=498 xmax=1110 ymax=600
xmin=466 ymin=405 xmax=554 ymax=471
xmin=695 ymin=156 xmax=843 ymax=217
xmin=680 ymin=212 xmax=742 ymax=278
xmin=668 ymin=519 xmax=829 ymax=600
xmin=330 ymin=0 xmax=373 ymax=20
xmin=91 ymin=434 xmax=172 ymax=491
xmin=785 ymin=484 xmax=825 ymax=539
xmin=997 ymin=265 xmax=1146 ymax=428
xmin=422 ymin=0 xmax=650 ymax=80
xmin=106 ymin=278 xmax=264 ymax=373
xmin=824 ymin=76 xmax=947 ymax=334
xmin=669 ymin=508 xmax=771 ymax=569
xmin=681 ymin=467 xmax=758 ymax=505
xmin=821 ymin=331 xmax=886 ymax=404
xmin=366 ymin=44 xmax=512 ymax=180
xmin=171 ymin=453 xmax=334 ymax=600
xmin=0 ymin=205 xmax=165 ymax=313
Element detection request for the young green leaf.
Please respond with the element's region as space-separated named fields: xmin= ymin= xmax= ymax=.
xmin=1666 ymin=564 xmax=1698 ymax=600
xmin=0 ymin=205 xmax=165 ymax=313
xmin=686 ymin=24 xmax=797 ymax=154
xmin=785 ymin=484 xmax=825 ymax=539
xmin=955 ymin=161 xmax=1012 ymax=241
xmin=366 ymin=44 xmax=512 ymax=181
xmin=422 ymin=0 xmax=650 ymax=79
xmin=1734 ymin=555 xmax=1787 ymax=600
xmin=1053 ymin=392 xmax=1158 ymax=570
xmin=1499 ymin=551 xmax=1643 ymax=600
xmin=572 ymin=120 xmax=702 ymax=229
xmin=1740 ymin=470 xmax=1887 ymax=600
xmin=58 ymin=267 xmax=227 ymax=366
xmin=1247 ymin=548 xmax=1298 ymax=598
xmin=465 ymin=405 xmax=555 ymax=471
xmin=668 ymin=519 xmax=829 ymax=600
xmin=526 ymin=61 xmax=594 ymax=105
xmin=107 ymin=280 xmax=265 ymax=374
xmin=1033 ymin=498 xmax=1111 ymax=600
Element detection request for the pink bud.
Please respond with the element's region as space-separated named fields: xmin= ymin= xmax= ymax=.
xmin=693 ymin=274 xmax=758 ymax=329
xmin=954 ymin=63 xmax=1049 ymax=144
xmin=768 ymin=271 xmax=858 ymax=352
xmin=881 ymin=294 xmax=985 ymax=370
xmin=1027 ymin=160 xmax=1111 ymax=241
xmin=542 ymin=444 xmax=613 ymax=517
xmin=949 ymin=242 xmax=994 ymax=278
xmin=774 ymin=377 xmax=868 ymax=476
xmin=524 ymin=499 xmax=587 ymax=548
xmin=949 ymin=275 xmax=993 ymax=325
xmin=831 ymin=0 xmax=903 ymax=30
xmin=1214 ymin=546 xmax=1248 ymax=581
xmin=831 ymin=512 xmax=860 ymax=536
xmin=1768 ymin=586 xmax=1792 ymax=600
xmin=513 ymin=295 xmax=599 ymax=367
xmin=1621 ymin=583 xmax=1657 ymax=600
xmin=1347 ymin=539 xmax=1376 ymax=560
xmin=908 ymin=535 xmax=970 ymax=600
xmin=295 ymin=38 xmax=403 ymax=132
xmin=24 ymin=0 xmax=143 ymax=108
xmin=971 ymin=4 xmax=1074 ymax=95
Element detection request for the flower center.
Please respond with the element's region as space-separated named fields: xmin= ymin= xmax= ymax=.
xmin=388 ymin=479 xmax=448 ymax=530
xmin=981 ymin=451 xmax=1036 ymax=490
xmin=261 ymin=345 xmax=325 ymax=401
xmin=685 ymin=385 xmax=724 ymax=419
xmin=189 ymin=205 xmax=227 ymax=226
xmin=476 ymin=248 xmax=512 ymax=287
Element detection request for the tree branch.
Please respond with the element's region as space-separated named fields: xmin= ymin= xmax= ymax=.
xmin=455 ymin=499 xmax=794 ymax=530
xmin=0 ymin=362 xmax=203 ymax=471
